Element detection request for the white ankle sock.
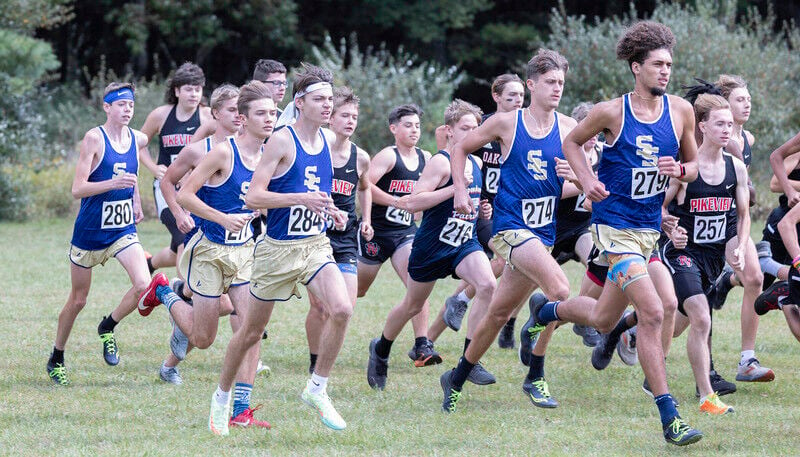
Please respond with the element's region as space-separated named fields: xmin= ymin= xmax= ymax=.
xmin=309 ymin=373 xmax=328 ymax=395
xmin=215 ymin=386 xmax=230 ymax=406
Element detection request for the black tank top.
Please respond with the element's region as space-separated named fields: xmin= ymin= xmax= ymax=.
xmin=473 ymin=112 xmax=502 ymax=204
xmin=330 ymin=143 xmax=359 ymax=233
xmin=372 ymin=147 xmax=425 ymax=232
xmin=671 ymin=153 xmax=738 ymax=254
xmin=777 ymin=167 xmax=800 ymax=209
xmin=158 ymin=105 xmax=201 ymax=166
xmin=741 ymin=133 xmax=752 ymax=167
xmin=556 ymin=147 xmax=601 ymax=237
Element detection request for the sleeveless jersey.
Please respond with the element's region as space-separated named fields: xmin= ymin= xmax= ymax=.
xmin=741 ymin=133 xmax=752 ymax=167
xmin=592 ymin=94 xmax=680 ymax=232
xmin=413 ymin=152 xmax=482 ymax=257
xmin=492 ymin=109 xmax=565 ymax=246
xmin=670 ymin=153 xmax=738 ymax=255
xmin=188 ymin=136 xmax=214 ymax=229
xmin=158 ymin=105 xmax=201 ymax=166
xmin=71 ymin=126 xmax=139 ymax=250
xmin=265 ymin=126 xmax=332 ymax=240
xmin=330 ymin=143 xmax=359 ymax=233
xmin=777 ymin=168 xmax=800 ymax=209
xmin=371 ymin=147 xmax=426 ymax=232
xmin=200 ymin=137 xmax=258 ymax=245
xmin=472 ymin=112 xmax=502 ymax=204
xmin=556 ymin=146 xmax=601 ymax=238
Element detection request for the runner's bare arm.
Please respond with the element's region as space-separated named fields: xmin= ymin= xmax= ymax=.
xmin=72 ymin=129 xmax=137 ymax=199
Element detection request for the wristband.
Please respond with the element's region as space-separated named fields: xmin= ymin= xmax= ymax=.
xmin=679 ymin=163 xmax=686 ymax=178
xmin=793 ymin=255 xmax=800 ymax=271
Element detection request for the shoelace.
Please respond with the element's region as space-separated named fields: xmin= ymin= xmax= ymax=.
xmin=446 ymin=389 xmax=462 ymax=412
xmin=532 ymin=380 xmax=550 ymax=397
xmin=50 ymin=365 xmax=68 ymax=383
xmin=100 ymin=332 xmax=117 ymax=355
xmin=668 ymin=418 xmax=691 ymax=437
xmin=452 ymin=301 xmax=468 ymax=320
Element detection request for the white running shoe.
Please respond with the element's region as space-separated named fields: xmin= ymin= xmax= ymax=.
xmin=208 ymin=391 xmax=230 ymax=436
xmin=301 ymin=380 xmax=346 ymax=430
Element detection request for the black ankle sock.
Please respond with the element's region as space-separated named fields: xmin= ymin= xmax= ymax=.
xmin=451 ymin=356 xmax=476 ymax=391
xmin=527 ymin=354 xmax=545 ymax=380
xmin=309 ymin=353 xmax=318 ymax=366
xmin=98 ymin=315 xmax=118 ymax=333
xmin=463 ymin=338 xmax=471 ymax=354
xmin=147 ymin=258 xmax=155 ymax=274
xmin=414 ymin=336 xmax=428 ymax=347
xmin=375 ymin=334 xmax=394 ymax=359
xmin=506 ymin=317 xmax=516 ymax=328
xmin=610 ymin=313 xmax=635 ymax=339
xmin=50 ymin=347 xmax=64 ymax=365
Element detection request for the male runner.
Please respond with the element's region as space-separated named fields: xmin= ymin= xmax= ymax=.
xmin=440 ymin=48 xmax=595 ymax=411
xmin=358 ymin=104 xmax=440 ymax=366
xmin=528 ymin=22 xmax=703 ymax=445
xmin=305 ymin=86 xmax=373 ymax=374
xmin=368 ymin=100 xmax=496 ymax=390
xmin=140 ymin=81 xmax=276 ymax=429
xmin=206 ymin=64 xmax=352 ymax=434
xmin=139 ymin=62 xmax=212 ymax=273
xmin=47 ymin=82 xmax=150 ymax=385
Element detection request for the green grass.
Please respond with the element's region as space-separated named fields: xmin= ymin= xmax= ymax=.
xmin=1 ymin=218 xmax=798 ymax=455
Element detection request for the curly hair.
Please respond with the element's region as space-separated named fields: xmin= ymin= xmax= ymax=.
xmin=616 ymin=21 xmax=675 ymax=68
xmin=164 ymin=62 xmax=205 ymax=104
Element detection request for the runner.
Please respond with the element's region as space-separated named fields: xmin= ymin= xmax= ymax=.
xmin=367 ymin=99 xmax=497 ymax=390
xmin=358 ymin=104 xmax=441 ymax=366
xmin=525 ymin=23 xmax=704 ymax=445
xmin=47 ymin=82 xmax=150 ymax=385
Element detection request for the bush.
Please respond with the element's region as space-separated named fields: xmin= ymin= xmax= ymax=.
xmin=308 ymin=34 xmax=464 ymax=154
xmin=540 ymin=0 xmax=800 ymax=212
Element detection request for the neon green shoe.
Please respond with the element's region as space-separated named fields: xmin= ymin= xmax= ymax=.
xmin=208 ymin=391 xmax=230 ymax=436
xmin=47 ymin=361 xmax=69 ymax=386
xmin=301 ymin=380 xmax=346 ymax=430
xmin=663 ymin=416 xmax=703 ymax=446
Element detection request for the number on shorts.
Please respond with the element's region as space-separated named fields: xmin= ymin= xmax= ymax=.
xmin=631 ymin=167 xmax=668 ymax=199
xmin=693 ymin=215 xmax=726 ymax=244
xmin=485 ymin=168 xmax=500 ymax=194
xmin=521 ymin=197 xmax=555 ymax=228
xmin=101 ymin=199 xmax=133 ymax=229
xmin=288 ymin=205 xmax=325 ymax=236
xmin=439 ymin=218 xmax=474 ymax=247
xmin=386 ymin=205 xmax=413 ymax=226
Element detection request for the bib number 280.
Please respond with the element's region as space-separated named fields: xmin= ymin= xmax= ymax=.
xmin=101 ymin=199 xmax=133 ymax=229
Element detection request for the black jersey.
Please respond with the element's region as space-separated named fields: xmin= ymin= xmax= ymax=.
xmin=372 ymin=147 xmax=425 ymax=232
xmin=670 ymin=153 xmax=738 ymax=255
xmin=330 ymin=144 xmax=359 ymax=233
xmin=158 ymin=105 xmax=201 ymax=166
xmin=472 ymin=112 xmax=501 ymax=204
xmin=777 ymin=168 xmax=800 ymax=209
xmin=741 ymin=133 xmax=752 ymax=167
xmin=556 ymin=147 xmax=600 ymax=239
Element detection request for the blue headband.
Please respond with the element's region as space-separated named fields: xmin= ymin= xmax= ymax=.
xmin=104 ymin=88 xmax=135 ymax=104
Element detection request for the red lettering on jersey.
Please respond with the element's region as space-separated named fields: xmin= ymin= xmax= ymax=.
xmin=689 ymin=197 xmax=732 ymax=213
xmin=162 ymin=134 xmax=192 ymax=148
xmin=387 ymin=180 xmax=415 ymax=194
xmin=332 ymin=179 xmax=355 ymax=196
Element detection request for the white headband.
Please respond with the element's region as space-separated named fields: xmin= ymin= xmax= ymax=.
xmin=275 ymin=82 xmax=333 ymax=128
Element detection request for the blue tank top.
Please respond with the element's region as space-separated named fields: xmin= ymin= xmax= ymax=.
xmin=412 ymin=152 xmax=482 ymax=258
xmin=492 ymin=109 xmax=565 ymax=246
xmin=592 ymin=94 xmax=680 ymax=232
xmin=200 ymin=137 xmax=259 ymax=245
xmin=265 ymin=126 xmax=333 ymax=240
xmin=71 ymin=126 xmax=139 ymax=250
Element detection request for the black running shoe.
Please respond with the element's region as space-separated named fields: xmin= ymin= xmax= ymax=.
xmin=98 ymin=318 xmax=119 ymax=366
xmin=466 ymin=363 xmax=496 ymax=385
xmin=443 ymin=295 xmax=469 ymax=332
xmin=519 ymin=293 xmax=546 ymax=366
xmin=710 ymin=267 xmax=734 ymax=310
xmin=663 ymin=417 xmax=703 ymax=446
xmin=47 ymin=361 xmax=69 ymax=386
xmin=591 ymin=332 xmax=616 ymax=370
xmin=367 ymin=338 xmax=388 ymax=390
xmin=755 ymin=280 xmax=788 ymax=315
xmin=497 ymin=320 xmax=516 ymax=349
xmin=582 ymin=326 xmax=601 ymax=347
xmin=522 ymin=377 xmax=559 ymax=408
xmin=440 ymin=370 xmax=462 ymax=413
xmin=696 ymin=370 xmax=737 ymax=397
xmin=408 ymin=339 xmax=442 ymax=367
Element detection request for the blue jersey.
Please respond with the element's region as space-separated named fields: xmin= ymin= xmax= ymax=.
xmin=411 ymin=152 xmax=482 ymax=259
xmin=492 ymin=109 xmax=565 ymax=246
xmin=592 ymin=94 xmax=680 ymax=231
xmin=265 ymin=126 xmax=333 ymax=240
xmin=71 ymin=126 xmax=139 ymax=250
xmin=201 ymin=137 xmax=258 ymax=245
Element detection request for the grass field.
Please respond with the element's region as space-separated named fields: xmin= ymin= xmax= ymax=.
xmin=1 ymin=218 xmax=798 ymax=456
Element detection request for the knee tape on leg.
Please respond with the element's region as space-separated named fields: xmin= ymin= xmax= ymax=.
xmin=607 ymin=255 xmax=648 ymax=290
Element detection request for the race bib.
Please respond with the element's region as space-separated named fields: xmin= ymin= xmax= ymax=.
xmin=522 ymin=197 xmax=556 ymax=228
xmin=386 ymin=205 xmax=413 ymax=226
xmin=485 ymin=168 xmax=500 ymax=194
xmin=224 ymin=222 xmax=253 ymax=245
xmin=439 ymin=217 xmax=474 ymax=247
xmin=631 ymin=167 xmax=668 ymax=199
xmin=287 ymin=205 xmax=325 ymax=236
xmin=693 ymin=215 xmax=726 ymax=244
xmin=101 ymin=199 xmax=134 ymax=229
xmin=574 ymin=193 xmax=588 ymax=212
